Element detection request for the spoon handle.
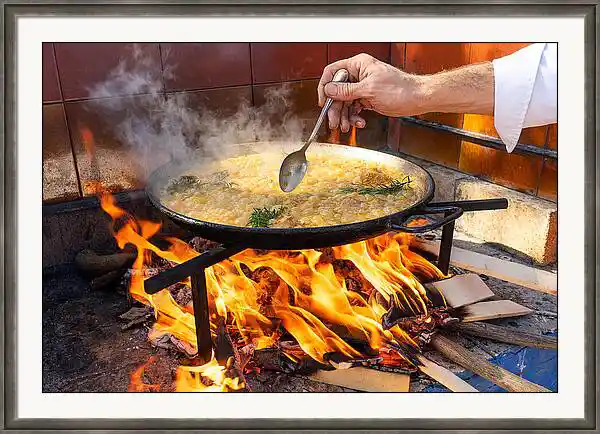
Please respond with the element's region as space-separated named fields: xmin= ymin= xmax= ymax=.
xmin=301 ymin=68 xmax=349 ymax=152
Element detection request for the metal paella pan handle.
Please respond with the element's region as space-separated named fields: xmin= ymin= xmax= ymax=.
xmin=390 ymin=205 xmax=464 ymax=233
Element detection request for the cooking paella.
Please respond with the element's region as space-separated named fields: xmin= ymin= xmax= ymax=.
xmin=159 ymin=143 xmax=422 ymax=229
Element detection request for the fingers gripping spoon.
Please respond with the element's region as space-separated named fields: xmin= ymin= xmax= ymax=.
xmin=278 ymin=68 xmax=349 ymax=192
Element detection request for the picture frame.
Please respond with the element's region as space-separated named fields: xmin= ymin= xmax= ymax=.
xmin=2 ymin=1 xmax=597 ymax=431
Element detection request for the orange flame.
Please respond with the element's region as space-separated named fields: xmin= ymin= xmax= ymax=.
xmin=101 ymin=187 xmax=445 ymax=387
xmin=80 ymin=127 xmax=102 ymax=195
xmin=128 ymin=356 xmax=161 ymax=392
xmin=81 ymin=127 xmax=95 ymax=159
xmin=90 ymin=129 xmax=446 ymax=391
xmin=175 ymin=356 xmax=244 ymax=392
xmin=328 ymin=128 xmax=340 ymax=144
xmin=349 ymin=126 xmax=358 ymax=146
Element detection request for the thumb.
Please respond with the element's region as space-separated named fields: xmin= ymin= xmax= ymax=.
xmin=324 ymin=82 xmax=365 ymax=101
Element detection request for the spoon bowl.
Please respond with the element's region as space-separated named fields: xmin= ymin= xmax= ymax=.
xmin=278 ymin=68 xmax=349 ymax=193
xmin=279 ymin=151 xmax=309 ymax=192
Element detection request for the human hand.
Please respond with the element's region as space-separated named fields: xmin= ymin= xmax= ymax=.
xmin=317 ymin=53 xmax=426 ymax=132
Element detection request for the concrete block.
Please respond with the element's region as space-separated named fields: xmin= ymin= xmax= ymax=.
xmin=454 ymin=178 xmax=557 ymax=265
xmin=397 ymin=152 xmax=472 ymax=202
xmin=427 ymin=164 xmax=472 ymax=202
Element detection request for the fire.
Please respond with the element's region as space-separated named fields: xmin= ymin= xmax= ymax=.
xmin=80 ymin=127 xmax=103 ymax=195
xmin=328 ymin=128 xmax=340 ymax=144
xmin=89 ymin=132 xmax=446 ymax=392
xmin=175 ymin=357 xmax=244 ymax=392
xmin=328 ymin=126 xmax=358 ymax=146
xmin=128 ymin=356 xmax=160 ymax=392
xmin=99 ymin=189 xmax=445 ymax=391
xmin=349 ymin=126 xmax=358 ymax=146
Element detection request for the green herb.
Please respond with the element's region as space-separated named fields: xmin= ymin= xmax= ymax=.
xmin=167 ymin=171 xmax=238 ymax=194
xmin=339 ymin=176 xmax=413 ymax=196
xmin=248 ymin=206 xmax=286 ymax=228
xmin=167 ymin=175 xmax=200 ymax=194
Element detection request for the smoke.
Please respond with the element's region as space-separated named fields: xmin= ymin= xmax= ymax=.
xmin=87 ymin=44 xmax=310 ymax=180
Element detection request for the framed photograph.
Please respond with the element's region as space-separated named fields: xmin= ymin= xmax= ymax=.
xmin=2 ymin=2 xmax=597 ymax=432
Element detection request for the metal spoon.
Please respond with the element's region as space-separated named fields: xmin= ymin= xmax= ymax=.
xmin=278 ymin=68 xmax=349 ymax=192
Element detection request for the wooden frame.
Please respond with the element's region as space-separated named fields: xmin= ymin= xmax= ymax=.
xmin=4 ymin=1 xmax=597 ymax=432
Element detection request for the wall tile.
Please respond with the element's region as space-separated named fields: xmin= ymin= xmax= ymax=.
xmin=469 ymin=42 xmax=531 ymax=63
xmin=405 ymin=43 xmax=471 ymax=75
xmin=458 ymin=42 xmax=550 ymax=193
xmin=390 ymin=43 xmax=406 ymax=69
xmin=43 ymin=104 xmax=80 ymax=202
xmin=169 ymin=86 xmax=253 ymax=118
xmin=327 ymin=43 xmax=390 ymax=63
xmin=460 ymin=42 xmax=548 ymax=150
xmin=547 ymin=124 xmax=557 ymax=150
xmin=400 ymin=43 xmax=471 ymax=167
xmin=65 ymin=96 xmax=158 ymax=195
xmin=253 ymin=79 xmax=320 ymax=119
xmin=251 ymin=43 xmax=327 ymax=84
xmin=43 ymin=43 xmax=61 ymax=103
xmin=537 ymin=158 xmax=557 ymax=201
xmin=161 ymin=43 xmax=252 ymax=91
xmin=387 ymin=118 xmax=401 ymax=152
xmin=459 ymin=142 xmax=544 ymax=194
xmin=328 ymin=111 xmax=388 ymax=149
xmin=386 ymin=42 xmax=407 ymax=151
xmin=397 ymin=114 xmax=463 ymax=169
xmin=351 ymin=111 xmax=388 ymax=149
xmin=461 ymin=114 xmax=549 ymax=147
xmin=55 ymin=43 xmax=161 ymax=100
xmin=459 ymin=114 xmax=548 ymax=186
xmin=253 ymin=79 xmax=331 ymax=142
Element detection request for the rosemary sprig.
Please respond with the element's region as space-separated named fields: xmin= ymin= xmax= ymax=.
xmin=167 ymin=171 xmax=237 ymax=194
xmin=167 ymin=175 xmax=200 ymax=194
xmin=248 ymin=206 xmax=286 ymax=228
xmin=340 ymin=176 xmax=413 ymax=195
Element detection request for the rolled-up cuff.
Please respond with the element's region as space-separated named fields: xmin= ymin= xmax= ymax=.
xmin=492 ymin=44 xmax=546 ymax=153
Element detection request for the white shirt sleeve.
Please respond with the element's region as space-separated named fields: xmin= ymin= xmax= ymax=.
xmin=492 ymin=43 xmax=557 ymax=153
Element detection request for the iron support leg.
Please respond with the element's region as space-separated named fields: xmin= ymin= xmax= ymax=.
xmin=437 ymin=211 xmax=455 ymax=275
xmin=190 ymin=270 xmax=213 ymax=363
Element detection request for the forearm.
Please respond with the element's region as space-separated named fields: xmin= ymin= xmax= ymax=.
xmin=414 ymin=62 xmax=495 ymax=115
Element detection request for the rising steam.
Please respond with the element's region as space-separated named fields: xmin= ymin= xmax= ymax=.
xmin=87 ymin=44 xmax=311 ymax=180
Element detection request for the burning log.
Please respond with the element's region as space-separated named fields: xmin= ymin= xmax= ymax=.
xmin=89 ymin=269 xmax=126 ymax=291
xmin=430 ymin=333 xmax=551 ymax=392
xmin=75 ymin=249 xmax=135 ymax=277
xmin=448 ymin=322 xmax=557 ymax=350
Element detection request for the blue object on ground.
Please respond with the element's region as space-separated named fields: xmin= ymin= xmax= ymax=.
xmin=423 ymin=331 xmax=558 ymax=393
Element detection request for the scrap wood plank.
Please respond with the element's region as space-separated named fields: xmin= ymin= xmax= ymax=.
xmin=427 ymin=273 xmax=494 ymax=308
xmin=411 ymin=238 xmax=557 ymax=295
xmin=416 ymin=355 xmax=478 ymax=392
xmin=449 ymin=321 xmax=557 ymax=350
xmin=460 ymin=300 xmax=533 ymax=323
xmin=430 ymin=334 xmax=551 ymax=393
xmin=308 ymin=367 xmax=410 ymax=392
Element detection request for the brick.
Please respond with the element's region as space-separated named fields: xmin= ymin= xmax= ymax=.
xmin=398 ymin=153 xmax=472 ymax=202
xmin=454 ymin=178 xmax=557 ymax=265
